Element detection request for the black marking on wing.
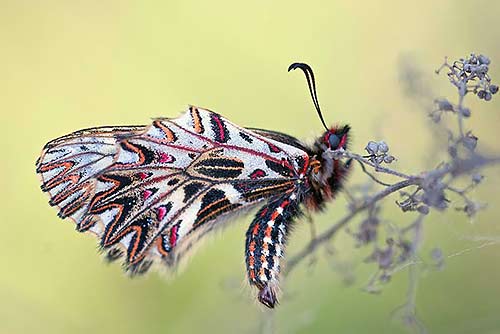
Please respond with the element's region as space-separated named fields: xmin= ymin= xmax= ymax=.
xmin=233 ymin=179 xmax=296 ymax=202
xmin=183 ymin=181 xmax=205 ymax=201
xmin=265 ymin=159 xmax=294 ymax=177
xmin=194 ymin=157 xmax=244 ymax=179
xmin=92 ymin=196 xmax=138 ymax=244
xmin=167 ymin=178 xmax=180 ymax=186
xmin=239 ymin=131 xmax=253 ymax=143
xmin=267 ymin=142 xmax=281 ymax=153
xmin=194 ymin=189 xmax=242 ymax=227
xmin=210 ymin=113 xmax=230 ymax=143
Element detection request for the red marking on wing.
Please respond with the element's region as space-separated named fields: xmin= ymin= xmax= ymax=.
xmin=137 ymin=172 xmax=148 ymax=180
xmin=142 ymin=189 xmax=153 ymax=200
xmin=250 ymin=169 xmax=266 ymax=179
xmin=158 ymin=152 xmax=172 ymax=163
xmin=268 ymin=142 xmax=281 ymax=153
xmin=157 ymin=206 xmax=167 ymax=221
xmin=169 ymin=225 xmax=179 ymax=247
xmin=212 ymin=115 xmax=225 ymax=142
xmin=37 ymin=160 xmax=73 ymax=174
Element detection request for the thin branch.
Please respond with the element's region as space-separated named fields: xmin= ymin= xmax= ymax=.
xmin=356 ymin=160 xmax=393 ymax=186
xmin=343 ymin=151 xmax=413 ymax=179
xmin=286 ymin=178 xmax=418 ymax=274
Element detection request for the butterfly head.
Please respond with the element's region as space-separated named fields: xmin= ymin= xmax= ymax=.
xmin=323 ymin=125 xmax=350 ymax=150
xmin=305 ymin=124 xmax=352 ymax=208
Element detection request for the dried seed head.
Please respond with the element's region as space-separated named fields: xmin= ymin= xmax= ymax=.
xmin=366 ymin=141 xmax=379 ymax=155
xmin=472 ymin=173 xmax=484 ymax=184
xmin=478 ymin=64 xmax=489 ymax=74
xmin=377 ymin=247 xmax=394 ymax=270
xmin=378 ymin=141 xmax=389 ymax=153
xmin=436 ymin=98 xmax=454 ymax=111
xmin=478 ymin=54 xmax=490 ymax=65
xmin=460 ymin=107 xmax=471 ymax=117
xmin=417 ymin=205 xmax=430 ymax=215
xmin=383 ymin=155 xmax=395 ymax=164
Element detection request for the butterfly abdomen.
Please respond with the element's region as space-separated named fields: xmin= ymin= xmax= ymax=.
xmin=245 ymin=191 xmax=303 ymax=308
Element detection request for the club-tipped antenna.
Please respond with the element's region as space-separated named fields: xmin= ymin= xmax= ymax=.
xmin=288 ymin=62 xmax=329 ymax=131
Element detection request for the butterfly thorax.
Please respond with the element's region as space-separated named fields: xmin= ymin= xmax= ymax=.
xmin=304 ymin=125 xmax=351 ymax=210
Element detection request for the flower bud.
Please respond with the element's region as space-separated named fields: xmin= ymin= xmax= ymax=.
xmin=365 ymin=141 xmax=379 ymax=155
xmin=478 ymin=54 xmax=490 ymax=65
xmin=378 ymin=141 xmax=389 ymax=153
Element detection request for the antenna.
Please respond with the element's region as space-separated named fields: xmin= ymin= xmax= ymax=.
xmin=288 ymin=62 xmax=329 ymax=131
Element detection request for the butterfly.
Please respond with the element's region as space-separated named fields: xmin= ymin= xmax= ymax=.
xmin=36 ymin=63 xmax=351 ymax=308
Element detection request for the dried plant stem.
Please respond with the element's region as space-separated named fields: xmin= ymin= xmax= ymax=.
xmin=286 ymin=178 xmax=416 ymax=274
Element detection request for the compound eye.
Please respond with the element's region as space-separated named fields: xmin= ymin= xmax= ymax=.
xmin=328 ymin=133 xmax=340 ymax=149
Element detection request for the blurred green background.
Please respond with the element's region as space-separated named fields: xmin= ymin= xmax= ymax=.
xmin=2 ymin=1 xmax=500 ymax=333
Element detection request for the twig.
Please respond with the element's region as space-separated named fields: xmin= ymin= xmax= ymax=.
xmin=356 ymin=160 xmax=392 ymax=187
xmin=286 ymin=178 xmax=418 ymax=274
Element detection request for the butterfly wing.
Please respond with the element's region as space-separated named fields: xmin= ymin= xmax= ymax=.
xmin=37 ymin=106 xmax=310 ymax=274
xmin=245 ymin=127 xmax=310 ymax=152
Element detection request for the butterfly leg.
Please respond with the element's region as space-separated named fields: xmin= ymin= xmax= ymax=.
xmin=245 ymin=192 xmax=301 ymax=308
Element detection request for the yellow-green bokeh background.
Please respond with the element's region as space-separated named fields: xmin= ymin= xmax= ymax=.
xmin=2 ymin=1 xmax=500 ymax=333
